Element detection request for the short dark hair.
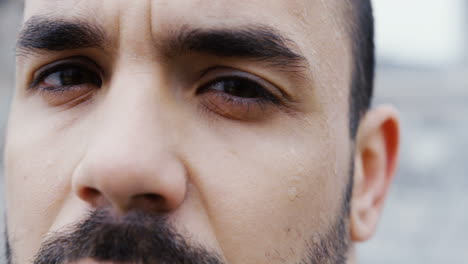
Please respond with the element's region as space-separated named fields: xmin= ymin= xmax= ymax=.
xmin=349 ymin=0 xmax=375 ymax=138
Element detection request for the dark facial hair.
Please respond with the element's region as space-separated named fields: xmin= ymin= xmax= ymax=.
xmin=303 ymin=179 xmax=352 ymax=264
xmin=30 ymin=209 xmax=223 ymax=264
xmin=5 ymin=174 xmax=353 ymax=264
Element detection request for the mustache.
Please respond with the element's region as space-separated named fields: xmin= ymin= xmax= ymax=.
xmin=33 ymin=209 xmax=223 ymax=264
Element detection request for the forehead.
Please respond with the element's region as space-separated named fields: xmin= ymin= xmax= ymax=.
xmin=25 ymin=0 xmax=343 ymax=16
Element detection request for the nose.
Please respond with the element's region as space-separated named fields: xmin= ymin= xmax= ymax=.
xmin=73 ymin=151 xmax=188 ymax=213
xmin=72 ymin=75 xmax=188 ymax=214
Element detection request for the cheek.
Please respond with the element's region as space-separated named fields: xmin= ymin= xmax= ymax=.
xmin=4 ymin=104 xmax=86 ymax=262
xmin=184 ymin=116 xmax=349 ymax=263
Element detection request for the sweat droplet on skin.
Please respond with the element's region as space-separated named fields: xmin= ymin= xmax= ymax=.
xmin=288 ymin=187 xmax=299 ymax=201
xmin=291 ymin=175 xmax=302 ymax=183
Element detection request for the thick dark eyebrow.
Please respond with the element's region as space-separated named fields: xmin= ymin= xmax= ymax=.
xmin=16 ymin=16 xmax=308 ymax=71
xmin=166 ymin=25 xmax=308 ymax=70
xmin=16 ymin=16 xmax=106 ymax=56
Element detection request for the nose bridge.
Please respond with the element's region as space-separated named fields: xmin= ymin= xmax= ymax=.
xmin=101 ymin=61 xmax=174 ymax=143
xmin=72 ymin=66 xmax=187 ymax=213
xmin=92 ymin=69 xmax=163 ymax=156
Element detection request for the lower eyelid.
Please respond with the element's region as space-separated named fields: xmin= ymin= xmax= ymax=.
xmin=199 ymin=90 xmax=276 ymax=121
xmin=37 ymin=84 xmax=97 ymax=106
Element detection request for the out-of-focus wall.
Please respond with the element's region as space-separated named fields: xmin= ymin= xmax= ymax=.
xmin=0 ymin=0 xmax=467 ymax=263
xmin=359 ymin=0 xmax=468 ymax=263
xmin=0 ymin=0 xmax=21 ymax=150
xmin=0 ymin=1 xmax=23 ymax=262
xmin=1 ymin=1 xmax=23 ymax=263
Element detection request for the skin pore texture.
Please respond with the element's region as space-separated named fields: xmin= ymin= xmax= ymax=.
xmin=4 ymin=0 xmax=400 ymax=263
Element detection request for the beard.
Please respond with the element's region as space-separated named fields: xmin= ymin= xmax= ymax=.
xmin=5 ymin=176 xmax=352 ymax=264
xmin=302 ymin=174 xmax=353 ymax=264
xmin=28 ymin=209 xmax=224 ymax=264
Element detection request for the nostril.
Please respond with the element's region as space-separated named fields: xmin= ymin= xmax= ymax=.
xmin=130 ymin=193 xmax=167 ymax=212
xmin=142 ymin=193 xmax=163 ymax=202
xmin=79 ymin=187 xmax=101 ymax=203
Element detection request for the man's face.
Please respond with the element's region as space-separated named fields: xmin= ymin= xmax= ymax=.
xmin=5 ymin=0 xmax=359 ymax=263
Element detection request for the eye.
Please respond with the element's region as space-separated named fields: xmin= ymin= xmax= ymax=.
xmin=32 ymin=63 xmax=102 ymax=92
xmin=198 ymin=77 xmax=279 ymax=103
xmin=197 ymin=75 xmax=283 ymax=121
xmin=29 ymin=58 xmax=103 ymax=106
xmin=38 ymin=66 xmax=102 ymax=91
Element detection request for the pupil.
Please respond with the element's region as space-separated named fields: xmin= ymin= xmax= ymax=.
xmin=224 ymin=79 xmax=259 ymax=98
xmin=60 ymin=68 xmax=85 ymax=86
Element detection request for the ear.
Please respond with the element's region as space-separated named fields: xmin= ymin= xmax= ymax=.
xmin=350 ymin=105 xmax=400 ymax=242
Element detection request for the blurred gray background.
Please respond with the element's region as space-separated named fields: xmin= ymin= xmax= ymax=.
xmin=0 ymin=0 xmax=467 ymax=263
xmin=0 ymin=1 xmax=21 ymax=263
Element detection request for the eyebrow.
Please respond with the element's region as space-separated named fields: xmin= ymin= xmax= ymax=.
xmin=17 ymin=16 xmax=308 ymax=70
xmin=16 ymin=16 xmax=106 ymax=55
xmin=165 ymin=25 xmax=308 ymax=70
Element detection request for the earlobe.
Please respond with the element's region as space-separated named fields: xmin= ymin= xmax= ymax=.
xmin=350 ymin=105 xmax=400 ymax=242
